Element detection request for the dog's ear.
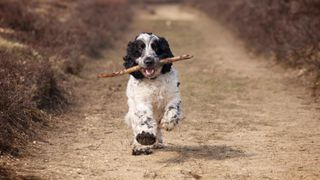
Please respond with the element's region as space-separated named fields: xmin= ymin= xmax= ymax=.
xmin=158 ymin=37 xmax=174 ymax=74
xmin=126 ymin=40 xmax=143 ymax=59
xmin=158 ymin=37 xmax=174 ymax=58
xmin=123 ymin=41 xmax=144 ymax=79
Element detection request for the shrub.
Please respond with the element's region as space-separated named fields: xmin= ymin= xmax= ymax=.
xmin=0 ymin=49 xmax=62 ymax=156
xmin=0 ymin=0 xmax=132 ymax=158
xmin=189 ymin=0 xmax=320 ymax=94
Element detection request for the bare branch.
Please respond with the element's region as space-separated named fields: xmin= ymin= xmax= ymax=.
xmin=97 ymin=54 xmax=193 ymax=78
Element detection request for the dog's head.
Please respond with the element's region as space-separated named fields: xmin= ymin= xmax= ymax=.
xmin=123 ymin=32 xmax=174 ymax=79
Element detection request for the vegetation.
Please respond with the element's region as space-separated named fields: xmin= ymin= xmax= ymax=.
xmin=0 ymin=0 xmax=132 ymax=158
xmin=189 ymin=0 xmax=320 ymax=95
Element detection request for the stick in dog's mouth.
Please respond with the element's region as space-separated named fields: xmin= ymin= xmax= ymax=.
xmin=97 ymin=54 xmax=193 ymax=78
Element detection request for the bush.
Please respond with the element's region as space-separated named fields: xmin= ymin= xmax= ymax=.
xmin=0 ymin=49 xmax=62 ymax=156
xmin=189 ymin=0 xmax=320 ymax=94
xmin=0 ymin=0 xmax=132 ymax=158
xmin=1 ymin=0 xmax=132 ymax=74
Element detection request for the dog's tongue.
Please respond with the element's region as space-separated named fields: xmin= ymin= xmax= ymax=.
xmin=145 ymin=68 xmax=155 ymax=76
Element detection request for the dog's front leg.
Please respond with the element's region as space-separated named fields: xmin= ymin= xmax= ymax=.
xmin=161 ymin=98 xmax=183 ymax=131
xmin=130 ymin=103 xmax=158 ymax=155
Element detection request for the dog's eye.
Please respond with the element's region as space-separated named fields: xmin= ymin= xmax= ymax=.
xmin=151 ymin=43 xmax=157 ymax=50
xmin=139 ymin=43 xmax=146 ymax=49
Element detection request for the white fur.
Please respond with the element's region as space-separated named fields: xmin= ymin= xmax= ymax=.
xmin=125 ymin=68 xmax=182 ymax=149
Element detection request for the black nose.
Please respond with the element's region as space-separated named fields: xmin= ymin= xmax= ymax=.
xmin=144 ymin=57 xmax=154 ymax=66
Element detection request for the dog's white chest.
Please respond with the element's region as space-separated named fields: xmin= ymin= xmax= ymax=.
xmin=126 ymin=69 xmax=180 ymax=120
xmin=132 ymin=76 xmax=170 ymax=104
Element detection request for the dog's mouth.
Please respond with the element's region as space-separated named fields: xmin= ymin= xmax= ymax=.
xmin=141 ymin=67 xmax=156 ymax=78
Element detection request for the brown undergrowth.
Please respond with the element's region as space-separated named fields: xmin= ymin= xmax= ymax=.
xmin=0 ymin=0 xmax=132 ymax=177
xmin=188 ymin=0 xmax=320 ymax=97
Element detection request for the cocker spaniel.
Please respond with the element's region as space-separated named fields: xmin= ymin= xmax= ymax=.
xmin=123 ymin=32 xmax=183 ymax=155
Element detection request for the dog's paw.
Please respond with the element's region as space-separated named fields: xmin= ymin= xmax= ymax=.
xmin=132 ymin=147 xmax=153 ymax=155
xmin=136 ymin=131 xmax=156 ymax=145
xmin=161 ymin=121 xmax=176 ymax=131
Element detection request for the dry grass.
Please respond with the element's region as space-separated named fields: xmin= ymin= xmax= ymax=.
xmin=0 ymin=0 xmax=132 ymax=161
xmin=0 ymin=165 xmax=40 ymax=179
xmin=188 ymin=0 xmax=320 ymax=96
xmin=0 ymin=49 xmax=53 ymax=155
xmin=1 ymin=0 xmax=132 ymax=73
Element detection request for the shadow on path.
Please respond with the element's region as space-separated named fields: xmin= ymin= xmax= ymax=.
xmin=159 ymin=145 xmax=246 ymax=163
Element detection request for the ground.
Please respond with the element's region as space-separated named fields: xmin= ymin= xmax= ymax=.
xmin=7 ymin=4 xmax=320 ymax=179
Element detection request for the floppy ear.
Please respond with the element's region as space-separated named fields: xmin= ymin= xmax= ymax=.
xmin=158 ymin=37 xmax=174 ymax=74
xmin=123 ymin=41 xmax=144 ymax=79
xmin=158 ymin=37 xmax=174 ymax=58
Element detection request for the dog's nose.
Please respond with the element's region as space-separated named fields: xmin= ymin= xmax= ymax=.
xmin=144 ymin=57 xmax=155 ymax=66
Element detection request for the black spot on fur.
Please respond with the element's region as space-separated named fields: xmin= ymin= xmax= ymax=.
xmin=136 ymin=131 xmax=156 ymax=145
xmin=135 ymin=110 xmax=147 ymax=118
xmin=177 ymin=82 xmax=180 ymax=87
xmin=123 ymin=40 xmax=145 ymax=79
xmin=177 ymin=101 xmax=181 ymax=112
xmin=145 ymin=117 xmax=154 ymax=128
xmin=140 ymin=117 xmax=154 ymax=128
xmin=168 ymin=106 xmax=176 ymax=111
xmin=166 ymin=101 xmax=182 ymax=119
xmin=169 ymin=101 xmax=181 ymax=111
xmin=146 ymin=117 xmax=152 ymax=122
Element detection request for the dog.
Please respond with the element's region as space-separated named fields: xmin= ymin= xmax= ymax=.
xmin=123 ymin=32 xmax=183 ymax=155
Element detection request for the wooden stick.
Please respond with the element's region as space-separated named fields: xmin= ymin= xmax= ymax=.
xmin=97 ymin=54 xmax=193 ymax=78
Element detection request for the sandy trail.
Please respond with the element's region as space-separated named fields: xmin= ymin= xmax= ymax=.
xmin=12 ymin=4 xmax=320 ymax=179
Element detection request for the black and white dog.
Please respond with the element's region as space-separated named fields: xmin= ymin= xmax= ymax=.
xmin=123 ymin=32 xmax=183 ymax=155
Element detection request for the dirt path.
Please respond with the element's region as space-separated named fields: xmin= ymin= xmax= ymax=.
xmin=13 ymin=4 xmax=320 ymax=179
